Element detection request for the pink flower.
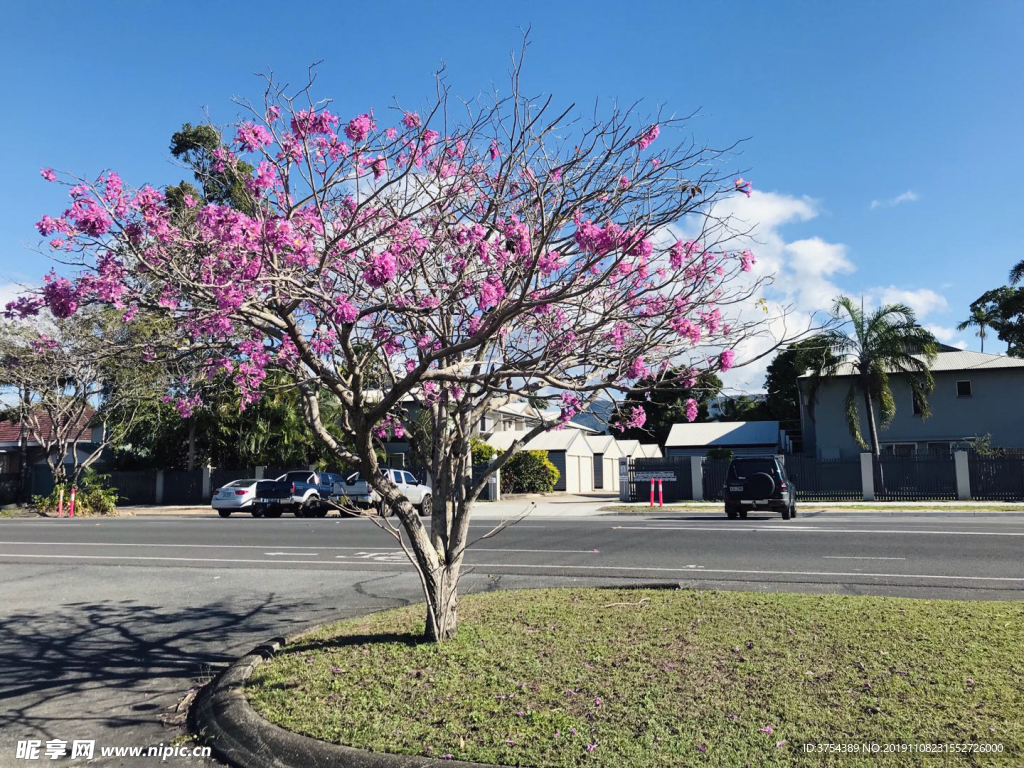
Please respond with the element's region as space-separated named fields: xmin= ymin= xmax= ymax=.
xmin=363 ymin=250 xmax=397 ymax=288
xmin=696 ymin=744 xmax=707 ymax=752
xmin=236 ymin=122 xmax=273 ymax=152
xmin=586 ymin=742 xmax=598 ymax=752
xmin=685 ymin=398 xmax=698 ymax=423
xmin=734 ymin=177 xmax=752 ymax=197
xmin=635 ymin=123 xmax=660 ymax=150
xmin=739 ymin=249 xmax=756 ymax=272
xmin=759 ymin=725 xmax=774 ymax=735
xmin=626 ymin=357 xmax=649 ymax=379
xmin=776 ymin=740 xmax=787 ymax=748
xmin=489 ymin=141 xmax=500 ymax=161
xmin=345 ymin=112 xmax=376 ymax=143
xmin=650 ymin=158 xmax=661 ymax=168
xmin=401 ymin=111 xmax=421 ymax=129
xmin=594 ymin=696 xmax=602 ymax=706
xmin=720 ymin=350 xmax=735 ymax=371
xmin=619 ymin=175 xmax=631 ymax=189
xmin=40 ymin=167 xmax=56 ymax=182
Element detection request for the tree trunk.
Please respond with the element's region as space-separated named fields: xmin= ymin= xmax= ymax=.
xmin=862 ymin=380 xmax=884 ymax=494
xmin=186 ymin=419 xmax=197 ymax=472
xmin=17 ymin=394 xmax=30 ymax=504
xmin=424 ymin=563 xmax=460 ymax=642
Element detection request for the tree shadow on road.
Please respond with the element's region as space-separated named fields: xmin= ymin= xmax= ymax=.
xmin=0 ymin=595 xmax=321 ymax=749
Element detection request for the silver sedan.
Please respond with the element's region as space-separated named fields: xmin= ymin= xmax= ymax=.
xmin=211 ymin=479 xmax=261 ymax=517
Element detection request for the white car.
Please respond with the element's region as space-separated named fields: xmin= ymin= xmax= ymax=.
xmin=337 ymin=468 xmax=432 ymax=515
xmin=211 ymin=479 xmax=261 ymax=517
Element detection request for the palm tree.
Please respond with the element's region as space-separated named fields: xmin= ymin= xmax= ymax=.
xmin=956 ymin=306 xmax=994 ymax=353
xmin=1011 ymin=258 xmax=1024 ymax=286
xmin=817 ymin=297 xmax=938 ymax=457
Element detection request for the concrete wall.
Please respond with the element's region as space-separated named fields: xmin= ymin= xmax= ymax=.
xmin=801 ymin=368 xmax=1024 ymax=458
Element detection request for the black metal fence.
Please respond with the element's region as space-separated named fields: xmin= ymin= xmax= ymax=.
xmin=968 ymin=456 xmax=1024 ymax=501
xmin=164 ymin=469 xmax=205 ymax=505
xmin=107 ymin=470 xmax=158 ymax=505
xmin=627 ymin=458 xmax=693 ymax=503
xmin=784 ymin=455 xmax=862 ymax=501
xmin=0 ymin=473 xmax=23 ymax=505
xmin=702 ymin=458 xmax=731 ymax=501
xmin=872 ymin=455 xmax=957 ymax=501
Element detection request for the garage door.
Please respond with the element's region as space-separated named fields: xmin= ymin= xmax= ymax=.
xmin=593 ymin=453 xmax=604 ymax=489
xmin=549 ymin=450 xmax=567 ymax=491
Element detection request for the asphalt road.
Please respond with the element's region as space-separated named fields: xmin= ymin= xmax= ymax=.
xmin=1 ymin=508 xmax=1022 ymax=766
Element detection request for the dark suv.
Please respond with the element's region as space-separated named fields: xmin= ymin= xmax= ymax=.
xmin=722 ymin=456 xmax=797 ymax=520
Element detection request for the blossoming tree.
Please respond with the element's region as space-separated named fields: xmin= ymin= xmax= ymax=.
xmin=14 ymin=66 xmax=775 ymax=640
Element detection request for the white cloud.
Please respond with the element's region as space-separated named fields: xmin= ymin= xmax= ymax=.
xmin=953 ymin=340 xmax=969 ymax=350
xmin=926 ymin=325 xmax=958 ymax=343
xmin=873 ymin=286 xmax=948 ymax=317
xmin=870 ymin=190 xmax=919 ymax=210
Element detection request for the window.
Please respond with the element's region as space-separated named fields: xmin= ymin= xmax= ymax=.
xmin=882 ymin=443 xmax=917 ymax=457
xmin=927 ymin=442 xmax=950 ymax=456
xmin=479 ymin=415 xmax=489 ymax=432
xmin=403 ymin=471 xmax=418 ymax=485
xmin=912 ymin=393 xmax=924 ymax=416
xmin=957 ymin=380 xmax=972 ymax=398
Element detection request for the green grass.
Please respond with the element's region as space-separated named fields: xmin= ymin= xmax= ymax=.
xmin=247 ymin=589 xmax=1024 ymax=766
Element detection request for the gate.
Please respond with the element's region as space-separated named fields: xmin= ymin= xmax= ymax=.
xmin=627 ymin=458 xmax=692 ymax=503
xmin=784 ymin=455 xmax=862 ymax=501
xmin=702 ymin=458 xmax=731 ymax=501
xmin=549 ymin=451 xmax=567 ymax=491
xmin=164 ymin=469 xmax=205 ymax=505
xmin=108 ymin=470 xmax=157 ymax=505
xmin=873 ymin=455 xmax=956 ymax=501
xmin=968 ymin=456 xmax=1024 ymax=500
xmin=593 ymin=454 xmax=604 ymax=490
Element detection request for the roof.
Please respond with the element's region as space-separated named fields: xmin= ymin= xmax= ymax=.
xmin=616 ymin=439 xmax=642 ymax=457
xmin=584 ymin=434 xmax=618 ymax=454
xmin=539 ymin=409 xmax=598 ymax=433
xmin=665 ymin=421 xmax=781 ymax=448
xmin=487 ymin=428 xmax=592 ymax=454
xmin=799 ymin=350 xmax=1024 ymax=378
xmin=640 ymin=444 xmax=663 ymax=457
xmin=0 ymin=407 xmax=97 ymax=445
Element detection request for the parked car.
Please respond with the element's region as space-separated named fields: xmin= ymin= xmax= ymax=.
xmin=722 ymin=455 xmax=797 ymax=520
xmin=211 ymin=479 xmax=292 ymax=518
xmin=337 ymin=468 xmax=432 ymax=516
xmin=275 ymin=470 xmax=346 ymax=517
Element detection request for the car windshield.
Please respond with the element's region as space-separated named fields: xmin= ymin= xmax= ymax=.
xmin=283 ymin=472 xmax=313 ymax=483
xmin=226 ymin=480 xmax=258 ymax=487
xmin=727 ymin=459 xmax=778 ymax=481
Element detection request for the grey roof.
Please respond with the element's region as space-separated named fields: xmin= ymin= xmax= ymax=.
xmin=487 ymin=428 xmax=593 ymax=454
xmin=800 ymin=350 xmax=1024 ymax=378
xmin=665 ymin=421 xmax=781 ymax=448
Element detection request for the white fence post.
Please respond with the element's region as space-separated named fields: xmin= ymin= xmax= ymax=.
xmin=255 ymin=466 xmax=265 ymax=480
xmin=618 ymin=458 xmax=630 ymax=501
xmin=860 ymin=453 xmax=874 ymax=501
xmin=154 ymin=469 xmax=164 ymax=505
xmin=691 ymin=456 xmax=704 ymax=501
xmin=489 ymin=468 xmax=501 ymax=501
xmin=954 ymin=451 xmax=971 ymax=500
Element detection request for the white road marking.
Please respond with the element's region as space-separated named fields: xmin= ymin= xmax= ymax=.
xmin=265 ymin=552 xmax=318 ymax=556
xmin=612 ymin=525 xmax=1024 ymax=536
xmin=0 ymin=541 xmax=597 ymax=554
xmin=0 ymin=552 xmax=1021 ymax=583
xmin=823 ymin=556 xmax=906 ymax=560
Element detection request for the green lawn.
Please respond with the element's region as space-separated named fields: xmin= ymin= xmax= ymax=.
xmin=247 ymin=589 xmax=1023 ymax=766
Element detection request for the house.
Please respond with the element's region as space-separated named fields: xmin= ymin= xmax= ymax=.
xmin=639 ymin=444 xmax=663 ymax=458
xmin=0 ymin=407 xmax=103 ymax=475
xmin=584 ymin=434 xmax=625 ymax=492
xmin=664 ymin=421 xmax=785 ymax=458
xmin=615 ymin=439 xmax=643 ymax=461
xmin=798 ymin=348 xmax=1024 ymax=458
xmin=487 ymin=428 xmax=596 ymax=493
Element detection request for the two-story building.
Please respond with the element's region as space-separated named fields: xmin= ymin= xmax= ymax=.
xmin=798 ymin=348 xmax=1024 ymax=458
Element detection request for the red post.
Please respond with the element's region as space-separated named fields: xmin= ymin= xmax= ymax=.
xmin=57 ymin=487 xmax=64 ymax=518
xmin=649 ymin=478 xmax=655 ymax=507
xmin=69 ymin=487 xmax=76 ymax=518
xmin=659 ymin=478 xmax=664 ymax=507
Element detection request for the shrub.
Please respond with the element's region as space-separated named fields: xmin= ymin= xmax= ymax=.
xmin=471 ymin=438 xmax=497 ymax=466
xmin=32 ymin=469 xmax=119 ymax=516
xmin=706 ymin=447 xmax=734 ymax=460
xmin=500 ymin=450 xmax=559 ymax=494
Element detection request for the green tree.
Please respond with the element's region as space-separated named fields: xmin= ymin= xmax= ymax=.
xmin=1010 ymin=258 xmax=1024 ymax=286
xmin=956 ymin=306 xmax=995 ymax=353
xmin=167 ymin=123 xmax=254 ymax=213
xmin=966 ymin=287 xmax=1024 ymax=357
xmin=818 ymin=297 xmax=938 ymax=457
xmin=763 ymin=335 xmax=838 ymax=449
xmin=619 ymin=369 xmax=722 ymax=445
xmin=713 ymin=395 xmax=771 ymax=422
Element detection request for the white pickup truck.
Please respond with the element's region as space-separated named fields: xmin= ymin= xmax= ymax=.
xmin=336 ymin=468 xmax=432 ymax=516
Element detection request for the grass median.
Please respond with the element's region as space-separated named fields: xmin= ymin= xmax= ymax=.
xmin=247 ymin=589 xmax=1023 ymax=766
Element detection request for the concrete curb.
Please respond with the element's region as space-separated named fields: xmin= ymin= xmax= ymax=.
xmin=190 ymin=628 xmax=496 ymax=768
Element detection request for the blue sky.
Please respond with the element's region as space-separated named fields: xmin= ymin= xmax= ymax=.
xmin=1 ymin=1 xmax=1021 ymax=389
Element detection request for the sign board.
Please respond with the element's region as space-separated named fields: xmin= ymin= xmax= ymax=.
xmin=634 ymin=471 xmax=676 ymax=481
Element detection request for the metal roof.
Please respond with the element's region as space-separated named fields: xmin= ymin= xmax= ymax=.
xmin=799 ymin=350 xmax=1024 ymax=378
xmin=640 ymin=444 xmax=663 ymax=457
xmin=665 ymin=421 xmax=781 ymax=447
xmin=487 ymin=428 xmax=592 ymax=454
xmin=616 ymin=439 xmax=642 ymax=457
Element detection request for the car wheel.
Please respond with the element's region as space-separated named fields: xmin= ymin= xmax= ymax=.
xmin=315 ymin=504 xmax=328 ymax=518
xmin=738 ymin=509 xmax=748 ymax=519
xmin=419 ymin=494 xmax=432 ymax=517
xmin=218 ymin=509 xmax=232 ymax=518
xmin=781 ymin=505 xmax=791 ymax=520
xmin=790 ymin=502 xmax=797 ymax=518
xmin=251 ymin=508 xmax=264 ymax=518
